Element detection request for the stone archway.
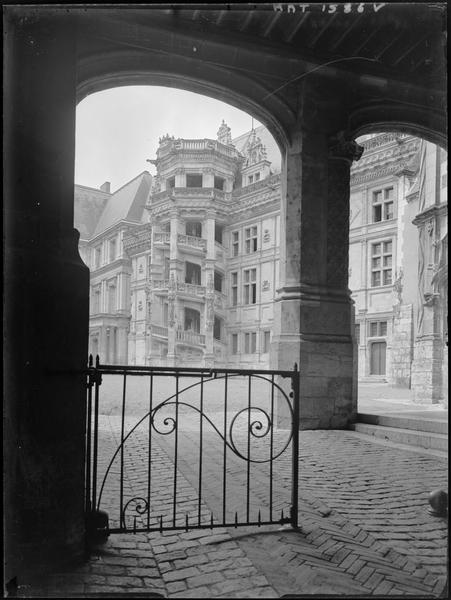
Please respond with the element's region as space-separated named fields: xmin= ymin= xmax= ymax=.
xmin=4 ymin=4 xmax=446 ymax=582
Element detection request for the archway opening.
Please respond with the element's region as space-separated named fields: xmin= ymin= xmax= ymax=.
xmin=74 ymin=85 xmax=282 ymax=371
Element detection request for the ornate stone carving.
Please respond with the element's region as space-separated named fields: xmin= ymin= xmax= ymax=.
xmin=242 ymin=129 xmax=268 ymax=167
xmin=329 ymin=131 xmax=364 ymax=164
xmin=263 ymin=229 xmax=270 ymax=243
xmin=159 ymin=133 xmax=174 ymax=145
xmin=217 ymin=120 xmax=233 ymax=146
xmin=262 ymin=280 xmax=270 ymax=291
xmin=392 ymin=268 xmax=403 ymax=306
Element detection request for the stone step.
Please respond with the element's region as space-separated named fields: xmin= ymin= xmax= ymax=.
xmin=357 ymin=413 xmax=448 ymax=435
xmin=350 ymin=422 xmax=448 ymax=453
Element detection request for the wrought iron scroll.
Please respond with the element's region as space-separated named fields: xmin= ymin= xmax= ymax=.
xmin=87 ymin=362 xmax=299 ymax=534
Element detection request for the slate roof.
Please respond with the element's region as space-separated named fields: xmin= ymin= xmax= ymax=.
xmin=74 ymin=185 xmax=110 ymax=240
xmin=92 ymin=171 xmax=152 ymax=237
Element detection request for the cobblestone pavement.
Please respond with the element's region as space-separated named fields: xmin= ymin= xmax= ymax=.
xmin=25 ymin=407 xmax=448 ymax=598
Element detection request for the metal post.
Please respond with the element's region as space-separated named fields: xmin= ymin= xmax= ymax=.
xmin=291 ymin=363 xmax=300 ymax=529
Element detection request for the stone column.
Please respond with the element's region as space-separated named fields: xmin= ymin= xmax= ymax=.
xmin=271 ymin=117 xmax=363 ymax=429
xmin=4 ymin=9 xmax=89 ymax=581
xmin=167 ymin=209 xmax=179 ymax=365
xmin=204 ymin=213 xmax=215 ymax=366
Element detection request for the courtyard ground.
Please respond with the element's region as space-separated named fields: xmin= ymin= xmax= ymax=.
xmin=20 ymin=375 xmax=448 ymax=598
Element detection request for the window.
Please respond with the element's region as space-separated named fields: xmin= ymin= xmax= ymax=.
xmin=248 ymin=175 xmax=254 ymax=185
xmin=214 ymin=176 xmax=225 ymax=190
xmin=371 ymin=240 xmax=392 ymax=287
xmin=369 ymin=321 xmax=387 ymax=337
xmin=185 ymin=262 xmax=201 ymax=285
xmin=442 ymin=173 xmax=447 ymax=188
xmin=215 ymin=224 xmax=223 ymax=244
xmin=372 ymin=187 xmax=394 ymax=222
xmin=92 ymin=286 xmax=101 ymax=313
xmin=184 ymin=308 xmax=200 ymax=333
xmin=231 ymin=272 xmax=238 ymax=306
xmin=244 ymin=332 xmax=257 ymax=354
xmin=108 ymin=282 xmax=116 ymax=313
xmin=214 ymin=316 xmax=222 ymax=341
xmin=243 ymin=268 xmax=257 ymax=304
xmin=245 ymin=226 xmax=258 ymax=254
xmin=109 ymin=238 xmax=116 ymax=262
xmin=94 ymin=246 xmax=101 ymax=269
xmin=232 ymin=231 xmax=239 ymax=256
xmin=231 ymin=333 xmax=238 ymax=354
xmin=167 ymin=176 xmax=175 ymax=189
xmin=255 ymin=172 xmax=260 ymax=182
xmin=186 ymin=221 xmax=202 ymax=238
xmin=262 ymin=331 xmax=271 ymax=353
xmin=214 ymin=271 xmax=223 ymax=293
xmin=186 ymin=173 xmax=203 ymax=188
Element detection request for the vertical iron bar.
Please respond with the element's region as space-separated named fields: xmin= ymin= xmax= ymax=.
xmin=119 ymin=372 xmax=127 ymax=528
xmin=173 ymin=373 xmax=179 ymax=527
xmin=269 ymin=374 xmax=274 ymax=522
xmin=246 ymin=375 xmax=251 ymax=523
xmin=147 ymin=373 xmax=153 ymax=529
xmin=92 ymin=356 xmax=100 ymax=511
xmin=291 ymin=364 xmax=300 ymax=529
xmin=222 ymin=373 xmax=228 ymax=525
xmin=85 ymin=356 xmax=93 ymax=514
xmin=198 ymin=375 xmax=204 ymax=527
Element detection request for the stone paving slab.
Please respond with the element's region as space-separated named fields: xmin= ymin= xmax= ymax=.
xmin=20 ymin=413 xmax=448 ymax=598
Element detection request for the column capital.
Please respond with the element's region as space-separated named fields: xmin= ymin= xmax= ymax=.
xmin=328 ymin=131 xmax=364 ymax=164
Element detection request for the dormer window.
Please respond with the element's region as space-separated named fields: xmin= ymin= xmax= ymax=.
xmin=166 ymin=176 xmax=175 ymax=190
xmin=186 ymin=173 xmax=203 ymax=188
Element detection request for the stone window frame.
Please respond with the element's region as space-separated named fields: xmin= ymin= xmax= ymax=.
xmin=109 ymin=237 xmax=117 ymax=262
xmin=262 ymin=330 xmax=271 ymax=353
xmin=91 ymin=284 xmax=101 ymax=314
xmin=370 ymin=184 xmax=395 ymax=223
xmin=93 ymin=245 xmax=102 ymax=269
xmin=231 ymin=230 xmax=239 ymax=256
xmin=244 ymin=225 xmax=258 ymax=254
xmin=213 ymin=315 xmax=223 ymax=341
xmin=368 ymin=320 xmax=388 ymax=338
xmin=231 ymin=333 xmax=239 ymax=354
xmin=243 ymin=267 xmax=257 ymax=305
xmin=231 ymin=271 xmax=238 ymax=306
xmin=370 ymin=239 xmax=393 ymax=287
xmin=107 ymin=278 xmax=117 ymax=313
xmin=244 ymin=331 xmax=257 ymax=354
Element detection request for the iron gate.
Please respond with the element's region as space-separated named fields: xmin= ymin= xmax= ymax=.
xmin=85 ymin=357 xmax=300 ymax=538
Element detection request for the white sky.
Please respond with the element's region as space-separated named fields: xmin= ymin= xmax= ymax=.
xmin=75 ymin=86 xmax=262 ymax=192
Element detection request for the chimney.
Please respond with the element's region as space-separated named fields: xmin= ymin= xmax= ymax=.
xmin=100 ymin=181 xmax=111 ymax=193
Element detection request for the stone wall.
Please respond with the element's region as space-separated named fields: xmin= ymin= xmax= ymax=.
xmin=389 ymin=303 xmax=413 ymax=387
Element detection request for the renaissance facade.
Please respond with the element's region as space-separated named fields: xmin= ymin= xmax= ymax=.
xmin=75 ymin=123 xmax=447 ymax=404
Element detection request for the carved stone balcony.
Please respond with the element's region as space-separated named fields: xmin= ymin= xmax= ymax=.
xmin=153 ymin=231 xmax=170 ymax=245
xmin=177 ymin=282 xmax=206 ymax=298
xmin=176 ymin=329 xmax=206 ymax=347
xmin=149 ymin=279 xmax=206 ymax=299
xmin=151 ymin=324 xmax=168 ymax=338
xmin=177 ymin=233 xmax=207 ymax=251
